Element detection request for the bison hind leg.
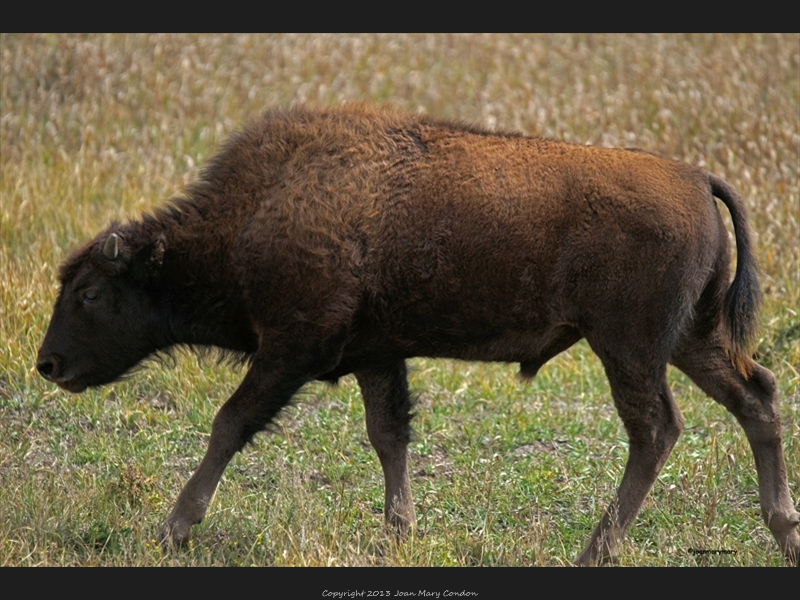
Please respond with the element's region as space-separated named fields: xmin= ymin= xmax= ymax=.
xmin=575 ymin=341 xmax=684 ymax=565
xmin=672 ymin=332 xmax=800 ymax=565
xmin=355 ymin=360 xmax=416 ymax=536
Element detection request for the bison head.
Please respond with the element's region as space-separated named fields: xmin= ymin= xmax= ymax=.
xmin=37 ymin=231 xmax=168 ymax=393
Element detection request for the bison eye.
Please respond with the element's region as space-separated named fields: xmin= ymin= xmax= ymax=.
xmin=82 ymin=289 xmax=100 ymax=303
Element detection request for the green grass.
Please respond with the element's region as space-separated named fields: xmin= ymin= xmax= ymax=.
xmin=1 ymin=34 xmax=798 ymax=566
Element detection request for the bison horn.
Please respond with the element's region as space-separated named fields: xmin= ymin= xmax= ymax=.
xmin=103 ymin=233 xmax=119 ymax=260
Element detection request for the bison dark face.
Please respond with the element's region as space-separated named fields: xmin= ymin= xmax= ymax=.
xmin=37 ymin=232 xmax=167 ymax=393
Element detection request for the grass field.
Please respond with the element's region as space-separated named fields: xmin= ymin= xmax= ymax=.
xmin=1 ymin=34 xmax=798 ymax=567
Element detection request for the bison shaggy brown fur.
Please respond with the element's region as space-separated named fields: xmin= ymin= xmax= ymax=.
xmin=37 ymin=105 xmax=799 ymax=565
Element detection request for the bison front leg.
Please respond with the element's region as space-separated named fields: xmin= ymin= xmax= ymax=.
xmin=160 ymin=360 xmax=306 ymax=548
xmin=355 ymin=361 xmax=416 ymax=536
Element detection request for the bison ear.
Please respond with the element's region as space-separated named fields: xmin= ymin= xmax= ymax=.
xmin=149 ymin=234 xmax=167 ymax=268
xmin=130 ymin=234 xmax=167 ymax=282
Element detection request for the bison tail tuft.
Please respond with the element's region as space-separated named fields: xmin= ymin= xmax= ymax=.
xmin=710 ymin=174 xmax=763 ymax=376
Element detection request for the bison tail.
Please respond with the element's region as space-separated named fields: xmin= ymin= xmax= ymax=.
xmin=709 ymin=173 xmax=763 ymax=375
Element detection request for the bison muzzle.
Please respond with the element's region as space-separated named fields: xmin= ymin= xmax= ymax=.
xmin=37 ymin=105 xmax=799 ymax=565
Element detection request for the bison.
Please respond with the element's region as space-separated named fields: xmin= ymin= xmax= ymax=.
xmin=37 ymin=104 xmax=799 ymax=565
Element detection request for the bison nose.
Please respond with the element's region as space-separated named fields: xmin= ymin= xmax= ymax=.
xmin=36 ymin=354 xmax=60 ymax=381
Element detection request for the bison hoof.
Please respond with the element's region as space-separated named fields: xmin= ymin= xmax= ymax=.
xmin=780 ymin=527 xmax=800 ymax=566
xmin=386 ymin=521 xmax=414 ymax=541
xmin=158 ymin=520 xmax=192 ymax=550
xmin=573 ymin=554 xmax=617 ymax=567
xmin=386 ymin=513 xmax=417 ymax=540
xmin=786 ymin=538 xmax=800 ymax=567
xmin=788 ymin=547 xmax=799 ymax=567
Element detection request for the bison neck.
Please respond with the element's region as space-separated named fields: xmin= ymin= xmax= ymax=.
xmin=155 ymin=246 xmax=259 ymax=356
